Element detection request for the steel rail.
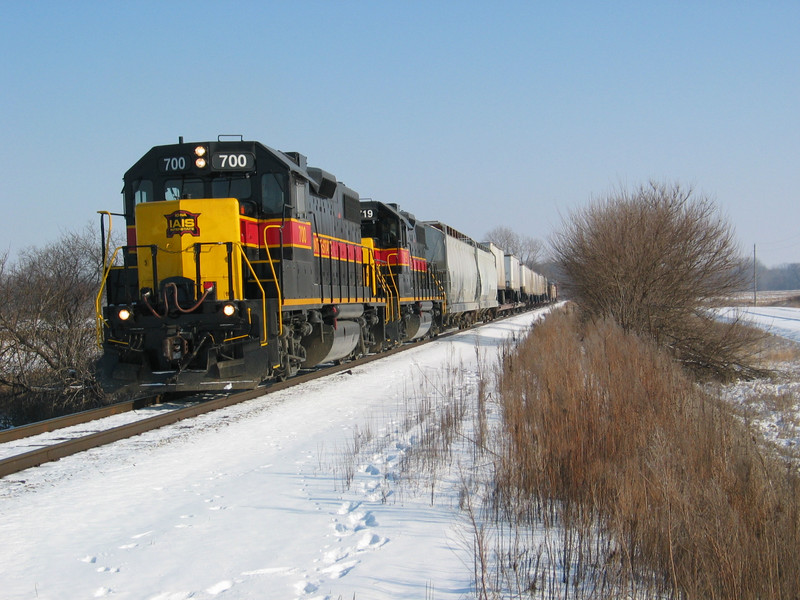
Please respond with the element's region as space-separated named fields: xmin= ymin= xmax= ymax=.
xmin=0 ymin=396 xmax=158 ymax=444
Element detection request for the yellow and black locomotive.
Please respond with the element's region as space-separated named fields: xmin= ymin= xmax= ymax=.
xmin=96 ymin=138 xmax=446 ymax=394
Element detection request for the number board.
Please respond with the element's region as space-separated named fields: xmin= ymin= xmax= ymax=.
xmin=160 ymin=156 xmax=190 ymax=172
xmin=211 ymin=152 xmax=255 ymax=171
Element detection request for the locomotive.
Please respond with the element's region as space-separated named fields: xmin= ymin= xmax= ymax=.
xmin=96 ymin=137 xmax=554 ymax=395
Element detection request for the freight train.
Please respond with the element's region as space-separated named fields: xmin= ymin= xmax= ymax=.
xmin=95 ymin=137 xmax=555 ymax=395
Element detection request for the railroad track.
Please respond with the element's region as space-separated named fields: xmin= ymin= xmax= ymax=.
xmin=0 ymin=396 xmax=159 ymax=445
xmin=0 ymin=336 xmax=438 ymax=479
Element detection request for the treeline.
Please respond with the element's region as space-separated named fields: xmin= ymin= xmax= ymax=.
xmin=753 ymin=261 xmax=800 ymax=291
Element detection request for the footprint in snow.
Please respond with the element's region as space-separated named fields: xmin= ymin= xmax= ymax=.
xmin=332 ymin=522 xmax=350 ymax=536
xmin=206 ymin=580 xmax=233 ymax=595
xmin=176 ymin=514 xmax=194 ymax=526
xmin=323 ymin=547 xmax=350 ymax=565
xmin=356 ymin=532 xmax=388 ymax=551
xmin=337 ymin=500 xmax=361 ymax=515
xmin=321 ymin=559 xmax=359 ymax=579
xmin=294 ymin=579 xmax=319 ymax=595
xmin=361 ymin=464 xmax=381 ymax=475
xmin=346 ymin=510 xmax=377 ymax=531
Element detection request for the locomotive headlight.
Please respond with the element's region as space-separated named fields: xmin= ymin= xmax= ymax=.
xmin=118 ymin=308 xmax=132 ymax=321
xmin=222 ymin=303 xmax=236 ymax=317
xmin=194 ymin=146 xmax=208 ymax=168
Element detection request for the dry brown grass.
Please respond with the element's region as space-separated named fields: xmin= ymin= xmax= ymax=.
xmin=758 ymin=334 xmax=800 ymax=364
xmin=492 ymin=309 xmax=800 ymax=599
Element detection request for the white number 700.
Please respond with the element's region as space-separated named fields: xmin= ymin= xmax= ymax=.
xmin=219 ymin=154 xmax=247 ymax=168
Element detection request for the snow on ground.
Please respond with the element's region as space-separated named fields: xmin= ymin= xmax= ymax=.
xmin=716 ymin=306 xmax=800 ymax=345
xmin=0 ymin=310 xmax=551 ymax=600
xmin=715 ymin=306 xmax=800 ymax=455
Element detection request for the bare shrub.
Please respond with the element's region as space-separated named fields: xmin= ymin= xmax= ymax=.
xmin=0 ymin=226 xmax=107 ymax=425
xmin=552 ymin=181 xmax=765 ymax=379
xmin=494 ymin=309 xmax=800 ymax=598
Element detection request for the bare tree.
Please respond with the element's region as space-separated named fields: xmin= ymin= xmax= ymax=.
xmin=0 ymin=225 xmax=106 ymax=425
xmin=484 ymin=226 xmax=543 ymax=268
xmin=551 ymin=181 xmax=765 ymax=379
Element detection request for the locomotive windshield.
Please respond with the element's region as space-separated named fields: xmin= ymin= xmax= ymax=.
xmin=162 ymin=177 xmax=253 ymax=201
xmin=165 ymin=178 xmax=203 ymax=200
xmin=212 ymin=176 xmax=252 ymax=200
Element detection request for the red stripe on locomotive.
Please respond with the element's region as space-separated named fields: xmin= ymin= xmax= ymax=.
xmin=240 ymin=218 xmax=313 ymax=249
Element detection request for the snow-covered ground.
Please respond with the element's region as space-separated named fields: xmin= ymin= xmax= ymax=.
xmin=714 ymin=306 xmax=800 ymax=455
xmin=0 ymin=310 xmax=551 ymax=600
xmin=716 ymin=305 xmax=800 ymax=344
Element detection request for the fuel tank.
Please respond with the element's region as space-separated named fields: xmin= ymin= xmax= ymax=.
xmin=301 ymin=320 xmax=362 ymax=367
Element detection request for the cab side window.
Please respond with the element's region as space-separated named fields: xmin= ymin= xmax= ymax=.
xmin=261 ymin=172 xmax=287 ymax=215
xmin=133 ymin=180 xmax=153 ymax=204
xmin=294 ymin=180 xmax=307 ymax=216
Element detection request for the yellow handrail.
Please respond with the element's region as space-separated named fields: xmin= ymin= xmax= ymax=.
xmin=95 ymin=245 xmax=123 ymax=348
xmin=233 ymin=242 xmax=269 ymax=346
xmin=384 ymin=253 xmax=402 ymax=322
xmin=98 ymin=211 xmax=113 ymax=272
xmin=262 ymin=225 xmax=284 ymax=337
xmin=374 ymin=267 xmax=395 ymax=321
xmin=430 ymin=271 xmax=447 ymax=314
xmin=95 ymin=211 xmax=120 ymax=348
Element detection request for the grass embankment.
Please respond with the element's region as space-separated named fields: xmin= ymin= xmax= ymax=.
xmin=490 ymin=309 xmax=800 ymax=599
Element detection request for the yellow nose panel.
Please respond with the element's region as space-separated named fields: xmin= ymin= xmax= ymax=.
xmin=135 ymin=198 xmax=243 ymax=300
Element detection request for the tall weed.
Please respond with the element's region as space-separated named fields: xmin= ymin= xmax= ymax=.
xmin=494 ymin=309 xmax=800 ymax=599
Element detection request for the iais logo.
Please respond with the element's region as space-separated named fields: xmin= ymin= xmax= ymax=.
xmin=164 ymin=210 xmax=201 ymax=237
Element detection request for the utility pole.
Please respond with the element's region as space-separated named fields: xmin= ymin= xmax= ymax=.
xmin=753 ymin=244 xmax=757 ymax=306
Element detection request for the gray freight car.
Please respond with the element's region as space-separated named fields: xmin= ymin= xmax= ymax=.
xmin=423 ymin=222 xmax=498 ymax=327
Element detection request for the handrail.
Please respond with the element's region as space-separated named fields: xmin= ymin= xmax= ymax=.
xmin=95 ymin=211 xmax=114 ymax=348
xmin=374 ymin=267 xmax=395 ymax=322
xmin=262 ymin=225 xmax=283 ymax=336
xmin=385 ymin=252 xmax=402 ymax=322
xmin=98 ymin=211 xmax=113 ymax=271
xmin=362 ymin=244 xmax=377 ymax=297
xmin=95 ymin=245 xmax=124 ymax=348
xmin=430 ymin=270 xmax=447 ymax=314
xmin=231 ymin=242 xmax=269 ymax=346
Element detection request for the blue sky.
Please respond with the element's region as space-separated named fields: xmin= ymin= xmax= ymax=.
xmin=1 ymin=1 xmax=798 ymax=266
